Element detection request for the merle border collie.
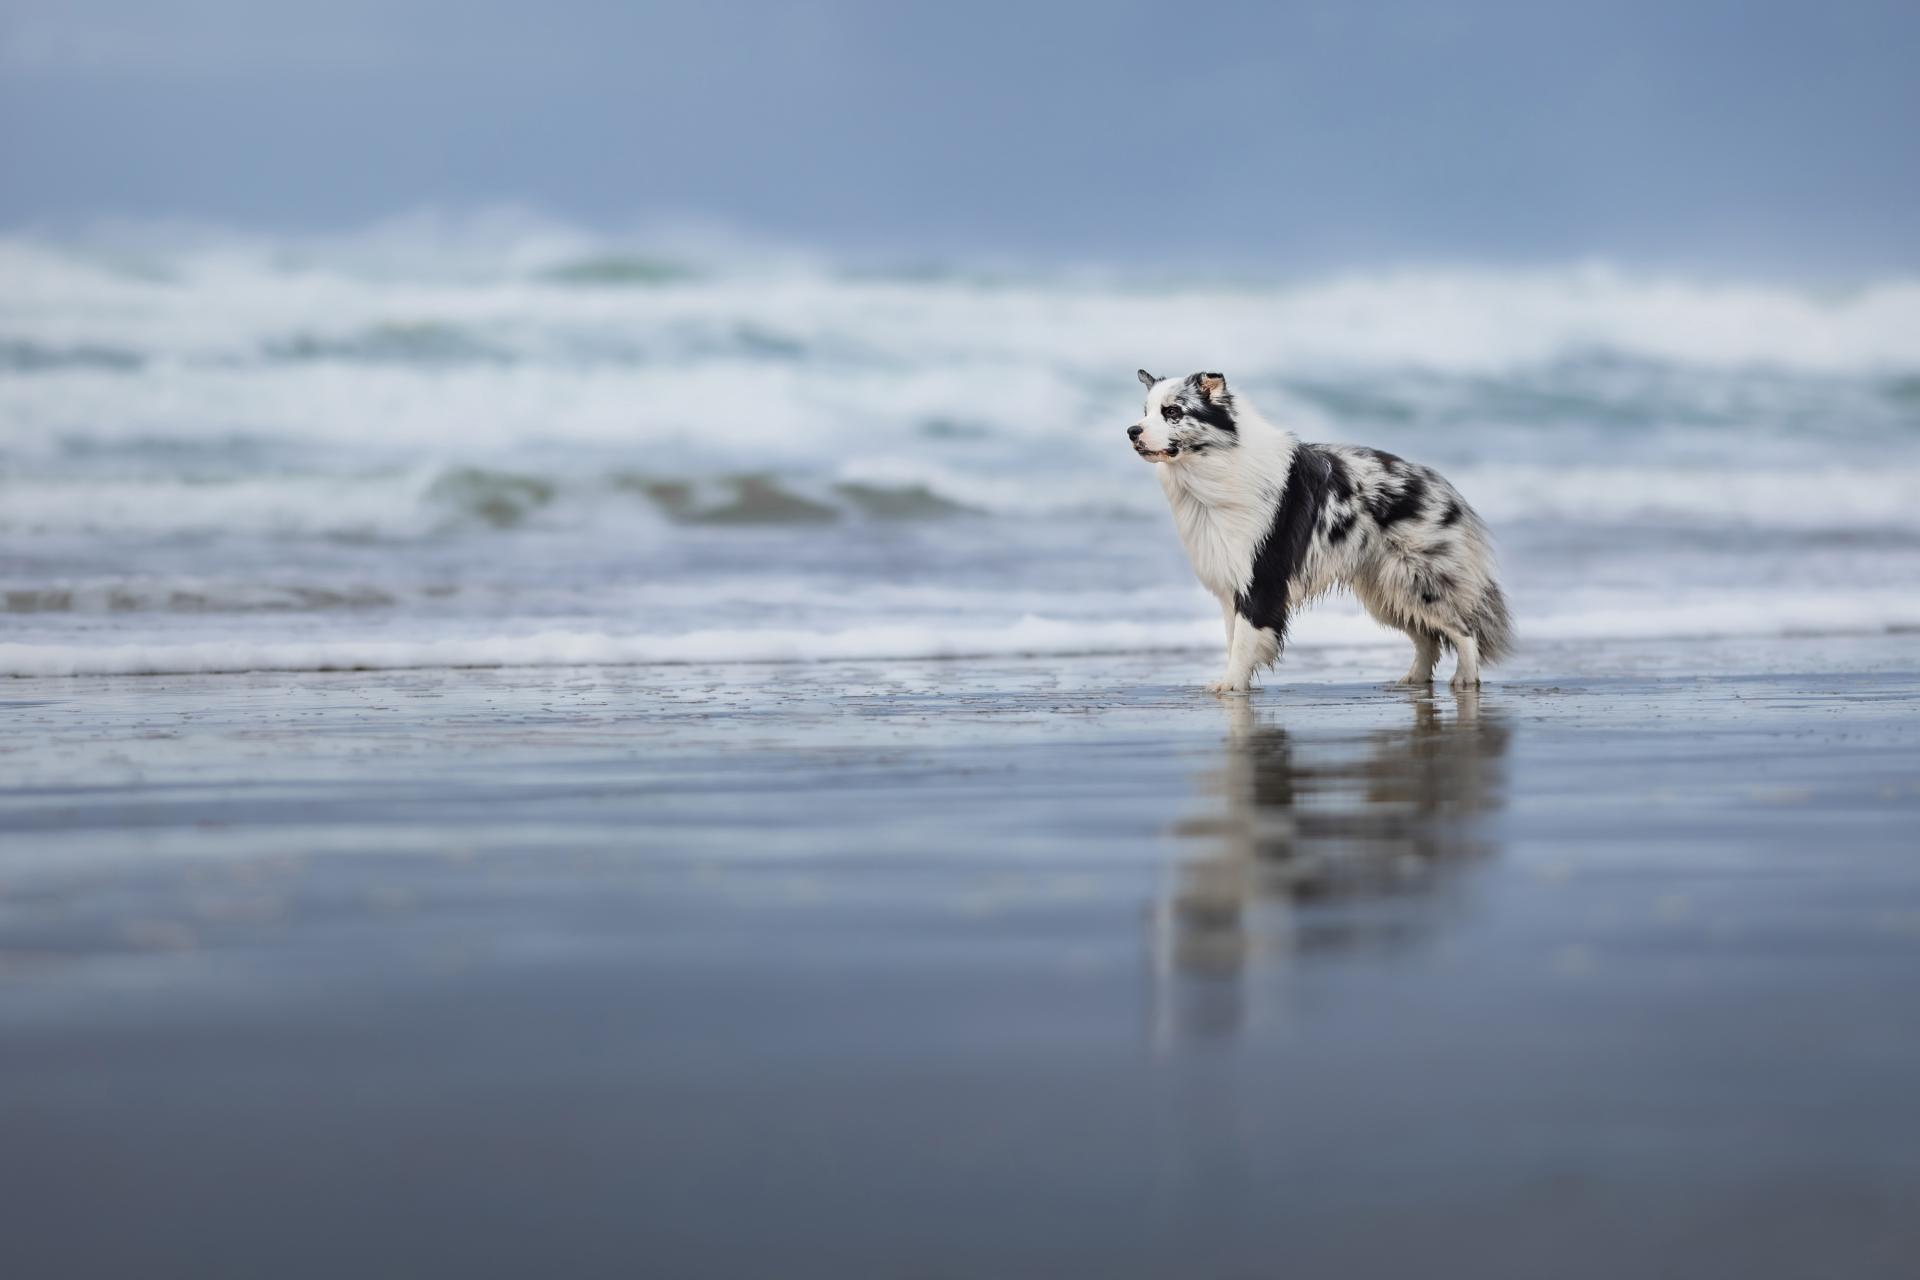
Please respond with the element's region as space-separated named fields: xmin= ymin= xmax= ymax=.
xmin=1130 ymin=369 xmax=1511 ymax=693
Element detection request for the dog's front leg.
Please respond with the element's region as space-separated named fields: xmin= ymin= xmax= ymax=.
xmin=1205 ymin=614 xmax=1276 ymax=695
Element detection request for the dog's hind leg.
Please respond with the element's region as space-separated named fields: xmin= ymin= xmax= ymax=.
xmin=1444 ymin=628 xmax=1481 ymax=689
xmin=1397 ymin=629 xmax=1442 ymax=686
xmin=1352 ymin=572 xmax=1438 ymax=687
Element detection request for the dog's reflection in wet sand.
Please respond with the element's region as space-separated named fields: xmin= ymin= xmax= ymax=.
xmin=1153 ymin=690 xmax=1510 ymax=1040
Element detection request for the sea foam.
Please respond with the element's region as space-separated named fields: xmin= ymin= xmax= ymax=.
xmin=8 ymin=586 xmax=1918 ymax=678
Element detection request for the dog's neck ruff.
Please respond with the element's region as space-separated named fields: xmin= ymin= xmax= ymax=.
xmin=1157 ymin=401 xmax=1298 ymax=600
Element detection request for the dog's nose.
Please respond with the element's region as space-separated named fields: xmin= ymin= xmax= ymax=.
xmin=1127 ymin=425 xmax=1144 ymax=440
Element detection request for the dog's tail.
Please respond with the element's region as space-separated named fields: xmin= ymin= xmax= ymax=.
xmin=1470 ymin=582 xmax=1514 ymax=666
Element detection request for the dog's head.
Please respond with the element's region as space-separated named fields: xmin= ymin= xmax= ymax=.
xmin=1129 ymin=370 xmax=1237 ymax=463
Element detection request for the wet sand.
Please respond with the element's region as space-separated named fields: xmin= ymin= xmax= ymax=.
xmin=4 ymin=633 xmax=1920 ymax=1278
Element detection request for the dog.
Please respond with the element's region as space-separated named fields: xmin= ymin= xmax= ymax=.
xmin=1130 ymin=369 xmax=1511 ymax=693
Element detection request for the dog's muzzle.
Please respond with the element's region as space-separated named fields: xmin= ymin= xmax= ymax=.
xmin=1129 ymin=426 xmax=1179 ymax=462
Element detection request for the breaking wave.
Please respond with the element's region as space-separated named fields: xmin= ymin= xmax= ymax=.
xmin=4 ymin=222 xmax=1919 ymax=378
xmin=0 ymin=469 xmax=989 ymax=538
xmin=3 ymin=463 xmax=1916 ymax=539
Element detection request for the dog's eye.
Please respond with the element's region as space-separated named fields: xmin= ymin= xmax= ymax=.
xmin=1161 ymin=405 xmax=1181 ymax=422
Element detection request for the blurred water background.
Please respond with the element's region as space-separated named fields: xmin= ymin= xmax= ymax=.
xmin=3 ymin=216 xmax=1918 ymax=675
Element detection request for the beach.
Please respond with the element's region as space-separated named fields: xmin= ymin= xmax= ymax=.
xmin=5 ymin=221 xmax=1920 ymax=1276
xmin=5 ymin=632 xmax=1919 ymax=1277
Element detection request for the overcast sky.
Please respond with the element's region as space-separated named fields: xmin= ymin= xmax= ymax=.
xmin=2 ymin=0 xmax=1916 ymax=271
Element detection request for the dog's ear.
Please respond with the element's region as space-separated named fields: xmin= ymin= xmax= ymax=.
xmin=1196 ymin=372 xmax=1228 ymax=401
xmin=1137 ymin=369 xmax=1158 ymax=389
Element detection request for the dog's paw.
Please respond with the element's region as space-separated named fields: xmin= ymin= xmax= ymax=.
xmin=1394 ymin=675 xmax=1433 ymax=688
xmin=1204 ymin=678 xmax=1251 ymax=696
xmin=1449 ymin=675 xmax=1482 ymax=691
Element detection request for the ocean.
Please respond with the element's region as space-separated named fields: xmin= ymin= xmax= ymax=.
xmin=5 ymin=215 xmax=1919 ymax=678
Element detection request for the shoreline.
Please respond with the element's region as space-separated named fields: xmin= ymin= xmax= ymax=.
xmin=5 ymin=620 xmax=1918 ymax=680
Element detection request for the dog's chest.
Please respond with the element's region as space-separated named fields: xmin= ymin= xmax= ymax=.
xmin=1162 ymin=475 xmax=1270 ymax=598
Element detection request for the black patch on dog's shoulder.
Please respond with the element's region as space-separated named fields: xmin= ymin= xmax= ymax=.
xmin=1234 ymin=445 xmax=1331 ymax=641
xmin=1361 ymin=448 xmax=1404 ymax=473
xmin=1367 ymin=470 xmax=1427 ymax=528
xmin=1439 ymin=499 xmax=1462 ymax=527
